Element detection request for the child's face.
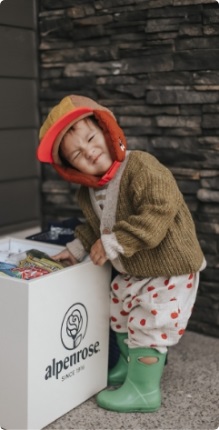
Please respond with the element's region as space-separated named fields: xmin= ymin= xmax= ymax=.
xmin=60 ymin=118 xmax=113 ymax=176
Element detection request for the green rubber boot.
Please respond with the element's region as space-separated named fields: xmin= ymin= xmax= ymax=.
xmin=97 ymin=347 xmax=167 ymax=412
xmin=108 ymin=332 xmax=128 ymax=386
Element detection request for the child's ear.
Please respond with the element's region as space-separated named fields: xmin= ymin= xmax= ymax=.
xmin=93 ymin=110 xmax=126 ymax=162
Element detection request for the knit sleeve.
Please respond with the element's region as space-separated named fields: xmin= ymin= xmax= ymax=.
xmin=66 ymin=238 xmax=87 ymax=262
xmin=74 ymin=222 xmax=99 ymax=252
xmin=113 ymin=156 xmax=183 ymax=258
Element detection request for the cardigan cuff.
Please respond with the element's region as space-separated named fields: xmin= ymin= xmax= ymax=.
xmin=101 ymin=232 xmax=124 ymax=260
xmin=66 ymin=238 xmax=87 ymax=262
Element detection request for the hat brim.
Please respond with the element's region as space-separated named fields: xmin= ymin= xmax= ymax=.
xmin=37 ymin=107 xmax=93 ymax=163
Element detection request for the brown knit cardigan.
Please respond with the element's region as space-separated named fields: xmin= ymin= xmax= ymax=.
xmin=74 ymin=151 xmax=205 ymax=278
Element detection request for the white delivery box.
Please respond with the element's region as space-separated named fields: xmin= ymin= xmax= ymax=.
xmin=0 ymin=237 xmax=111 ymax=430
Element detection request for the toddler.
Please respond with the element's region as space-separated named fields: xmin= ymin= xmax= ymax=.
xmin=37 ymin=94 xmax=206 ymax=413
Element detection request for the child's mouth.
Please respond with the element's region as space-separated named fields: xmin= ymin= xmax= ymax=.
xmin=93 ymin=154 xmax=101 ymax=163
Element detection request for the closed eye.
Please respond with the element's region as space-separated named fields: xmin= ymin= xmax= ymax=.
xmin=72 ymin=151 xmax=81 ymax=161
xmin=88 ymin=134 xmax=95 ymax=142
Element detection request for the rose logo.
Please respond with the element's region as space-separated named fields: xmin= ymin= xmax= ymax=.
xmin=61 ymin=303 xmax=88 ymax=350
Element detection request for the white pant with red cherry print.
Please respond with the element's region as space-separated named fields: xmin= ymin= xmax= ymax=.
xmin=110 ymin=272 xmax=200 ymax=353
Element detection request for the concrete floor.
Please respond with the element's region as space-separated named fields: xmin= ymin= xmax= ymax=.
xmin=44 ymin=330 xmax=219 ymax=430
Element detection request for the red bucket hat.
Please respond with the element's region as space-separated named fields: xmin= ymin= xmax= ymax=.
xmin=37 ymin=95 xmax=127 ymax=187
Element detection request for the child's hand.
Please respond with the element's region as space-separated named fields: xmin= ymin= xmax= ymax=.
xmin=90 ymin=239 xmax=108 ymax=266
xmin=52 ymin=249 xmax=78 ymax=266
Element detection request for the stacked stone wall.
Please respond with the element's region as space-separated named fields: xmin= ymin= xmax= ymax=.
xmin=39 ymin=0 xmax=219 ymax=337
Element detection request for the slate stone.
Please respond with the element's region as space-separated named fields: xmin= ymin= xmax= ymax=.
xmin=201 ymin=177 xmax=219 ymax=190
xmin=197 ymin=189 xmax=219 ymax=203
xmin=174 ymin=50 xmax=219 ymax=71
xmin=146 ymin=89 xmax=219 ymax=104
xmin=202 ymin=114 xmax=219 ymax=128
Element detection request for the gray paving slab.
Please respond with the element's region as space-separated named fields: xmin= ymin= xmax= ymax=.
xmin=44 ymin=331 xmax=219 ymax=430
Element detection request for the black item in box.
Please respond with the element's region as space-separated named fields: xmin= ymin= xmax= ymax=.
xmin=26 ymin=218 xmax=82 ymax=246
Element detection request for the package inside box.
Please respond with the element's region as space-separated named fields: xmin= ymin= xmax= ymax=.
xmin=0 ymin=237 xmax=67 ymax=280
xmin=0 ymin=236 xmax=64 ymax=257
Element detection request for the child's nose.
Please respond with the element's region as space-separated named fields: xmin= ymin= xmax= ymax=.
xmin=85 ymin=145 xmax=95 ymax=159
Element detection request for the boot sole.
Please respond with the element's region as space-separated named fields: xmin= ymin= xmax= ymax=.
xmin=97 ymin=403 xmax=160 ymax=413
